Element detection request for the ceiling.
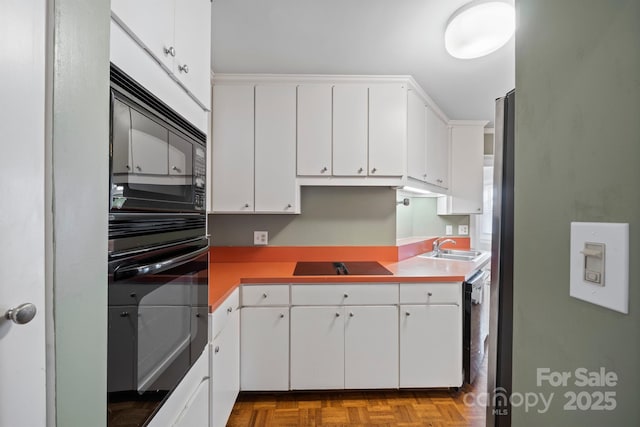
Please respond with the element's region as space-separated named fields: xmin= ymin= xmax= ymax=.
xmin=210 ymin=0 xmax=515 ymax=125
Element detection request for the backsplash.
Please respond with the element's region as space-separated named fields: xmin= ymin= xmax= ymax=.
xmin=208 ymin=186 xmax=396 ymax=246
xmin=396 ymin=196 xmax=470 ymax=239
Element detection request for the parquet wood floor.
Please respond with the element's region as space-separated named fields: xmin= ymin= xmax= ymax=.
xmin=227 ymin=359 xmax=487 ymax=427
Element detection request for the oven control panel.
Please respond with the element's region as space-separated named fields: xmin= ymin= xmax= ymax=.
xmin=194 ymin=146 xmax=206 ymax=211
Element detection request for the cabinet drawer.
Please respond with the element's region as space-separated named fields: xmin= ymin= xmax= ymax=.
xmin=291 ymin=283 xmax=398 ymax=305
xmin=210 ymin=288 xmax=240 ymax=340
xmin=241 ymin=285 xmax=289 ymax=306
xmin=400 ymin=283 xmax=461 ymax=305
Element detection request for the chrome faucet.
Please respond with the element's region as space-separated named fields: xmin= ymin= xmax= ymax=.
xmin=433 ymin=238 xmax=456 ymax=255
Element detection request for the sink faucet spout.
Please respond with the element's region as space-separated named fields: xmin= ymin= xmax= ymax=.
xmin=433 ymin=238 xmax=456 ymax=255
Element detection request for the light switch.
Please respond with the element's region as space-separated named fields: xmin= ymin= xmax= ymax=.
xmin=570 ymin=222 xmax=628 ymax=314
xmin=581 ymin=242 xmax=604 ymax=285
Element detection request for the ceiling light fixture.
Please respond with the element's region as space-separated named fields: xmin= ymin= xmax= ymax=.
xmin=445 ymin=1 xmax=515 ymax=59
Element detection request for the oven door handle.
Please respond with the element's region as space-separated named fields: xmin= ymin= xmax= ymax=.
xmin=114 ymin=246 xmax=209 ymax=281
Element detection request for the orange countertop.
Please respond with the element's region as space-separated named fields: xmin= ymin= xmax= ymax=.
xmin=208 ymin=240 xmax=489 ymax=311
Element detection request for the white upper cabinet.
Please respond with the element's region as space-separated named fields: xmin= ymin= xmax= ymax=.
xmin=425 ymin=106 xmax=449 ymax=188
xmin=368 ymin=84 xmax=406 ymax=176
xmin=111 ymin=0 xmax=211 ymax=109
xmin=332 ymin=85 xmax=369 ymax=176
xmin=297 ymin=84 xmax=332 ymax=176
xmin=211 ymin=84 xmax=255 ymax=212
xmin=254 ymin=85 xmax=298 ymax=213
xmin=173 ymin=0 xmax=212 ymax=108
xmin=407 ymin=90 xmax=427 ymax=182
xmin=437 ymin=121 xmax=486 ymax=215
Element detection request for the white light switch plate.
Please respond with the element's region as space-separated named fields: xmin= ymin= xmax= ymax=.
xmin=253 ymin=231 xmax=268 ymax=246
xmin=445 ymin=225 xmax=453 ymax=235
xmin=570 ymin=222 xmax=628 ymax=313
xmin=458 ymin=225 xmax=469 ymax=235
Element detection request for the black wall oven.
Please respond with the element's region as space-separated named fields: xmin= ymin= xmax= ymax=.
xmin=107 ymin=64 xmax=209 ymax=427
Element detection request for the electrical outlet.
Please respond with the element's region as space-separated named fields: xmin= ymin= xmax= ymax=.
xmin=458 ymin=225 xmax=469 ymax=235
xmin=445 ymin=225 xmax=453 ymax=235
xmin=253 ymin=231 xmax=268 ymax=246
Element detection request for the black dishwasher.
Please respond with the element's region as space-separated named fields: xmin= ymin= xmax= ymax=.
xmin=463 ymin=270 xmax=489 ymax=385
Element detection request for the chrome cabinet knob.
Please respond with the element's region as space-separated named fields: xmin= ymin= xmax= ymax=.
xmin=214 ymin=346 xmax=220 ymax=354
xmin=5 ymin=303 xmax=37 ymax=325
xmin=172 ymin=166 xmax=181 ymax=172
xmin=286 ymin=204 xmax=292 ymax=209
xmin=279 ymin=313 xmax=285 ymax=318
xmin=343 ymin=293 xmax=349 ymax=298
xmin=371 ymin=168 xmax=377 ymax=173
xmin=321 ymin=167 xmax=328 ymax=173
xmin=357 ymin=168 xmax=363 ymax=174
xmin=405 ymin=311 xmax=411 ymax=316
xmin=135 ymin=165 xmax=141 ymax=171
xmin=427 ymin=292 xmax=433 ymax=297
xmin=178 ymin=64 xmax=189 ymax=74
xmin=244 ymin=203 xmax=250 ymax=208
xmin=349 ymin=312 xmax=354 ymax=317
xmin=227 ymin=306 xmax=233 ymax=313
xmin=335 ymin=312 xmax=340 ymax=317
xmin=262 ymin=293 xmax=268 ymax=298
xmin=164 ymin=46 xmax=176 ymax=57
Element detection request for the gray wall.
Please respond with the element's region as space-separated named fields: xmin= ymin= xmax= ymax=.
xmin=209 ymin=186 xmax=396 ymax=246
xmin=513 ymin=0 xmax=640 ymax=424
xmin=396 ymin=197 xmax=469 ymax=239
xmin=52 ymin=0 xmax=109 ymax=425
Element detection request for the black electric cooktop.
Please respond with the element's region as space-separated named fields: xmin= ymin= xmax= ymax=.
xmin=293 ymin=261 xmax=393 ymax=276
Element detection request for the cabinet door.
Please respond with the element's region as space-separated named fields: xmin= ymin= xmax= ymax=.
xmin=290 ymin=307 xmax=344 ymax=389
xmin=241 ymin=307 xmax=289 ymax=391
xmin=297 ymin=84 xmax=332 ymax=176
xmin=332 ymin=85 xmax=368 ymax=176
xmin=211 ymin=308 xmax=240 ymax=427
xmin=368 ymin=84 xmax=406 ymax=176
xmin=407 ymin=90 xmax=427 ymax=181
xmin=111 ymin=0 xmax=175 ymax=71
xmin=400 ymin=304 xmax=462 ymax=388
xmin=173 ymin=378 xmax=209 ymax=427
xmin=425 ymin=107 xmax=449 ymax=188
xmin=344 ymin=306 xmax=398 ymax=389
xmin=254 ymin=85 xmax=297 ymax=212
xmin=211 ymin=84 xmax=254 ymax=212
xmin=173 ymin=0 xmax=211 ymax=109
xmin=448 ymin=124 xmax=484 ymax=214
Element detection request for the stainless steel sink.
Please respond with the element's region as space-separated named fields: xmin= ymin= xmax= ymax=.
xmin=418 ymin=249 xmax=484 ymax=261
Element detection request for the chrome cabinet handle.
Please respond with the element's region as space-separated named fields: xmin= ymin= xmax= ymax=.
xmin=164 ymin=46 xmax=176 ymax=57
xmin=172 ymin=166 xmax=181 ymax=172
xmin=178 ymin=64 xmax=189 ymax=74
xmin=5 ymin=303 xmax=37 ymax=325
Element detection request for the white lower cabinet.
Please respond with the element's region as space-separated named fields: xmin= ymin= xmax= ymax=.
xmin=290 ymin=303 xmax=399 ymax=390
xmin=344 ymin=305 xmax=399 ymax=389
xmin=210 ymin=299 xmax=240 ymax=427
xmin=240 ymin=307 xmax=290 ymax=391
xmin=173 ymin=376 xmax=209 ymax=427
xmin=399 ymin=303 xmax=462 ymax=388
xmin=290 ymin=306 xmax=345 ymax=389
xmin=146 ymin=348 xmax=209 ymax=427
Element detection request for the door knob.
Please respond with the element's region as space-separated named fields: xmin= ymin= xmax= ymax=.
xmin=5 ymin=303 xmax=37 ymax=325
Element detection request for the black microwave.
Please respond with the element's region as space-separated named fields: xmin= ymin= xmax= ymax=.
xmin=109 ymin=66 xmax=207 ymax=214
